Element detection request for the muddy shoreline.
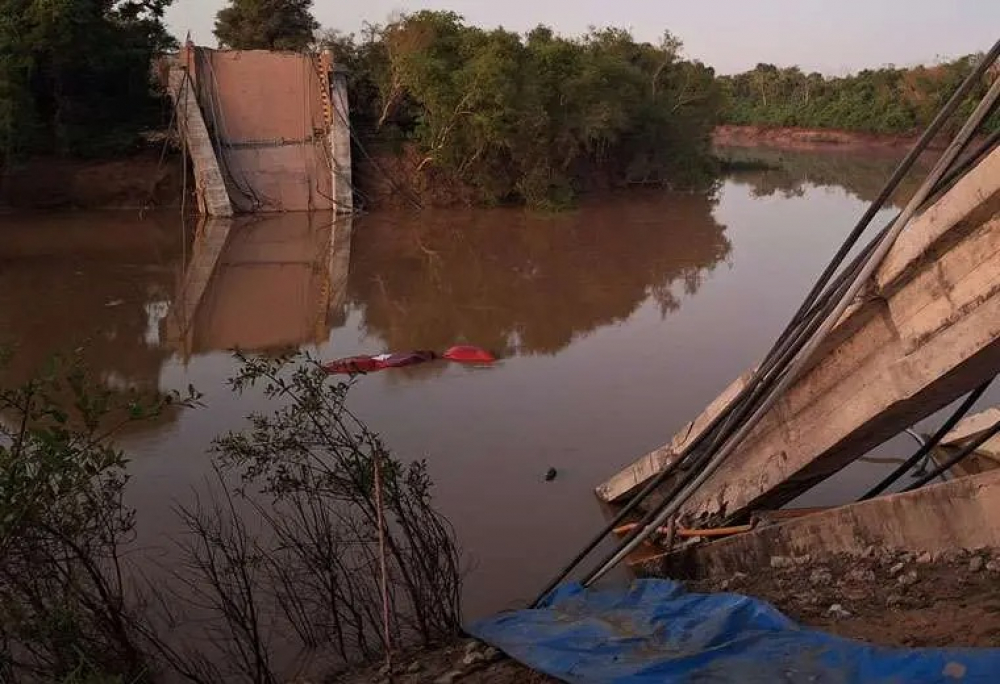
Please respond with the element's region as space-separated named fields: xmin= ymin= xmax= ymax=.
xmin=336 ymin=546 xmax=1000 ymax=682
xmin=0 ymin=147 xmax=187 ymax=211
xmin=1 ymin=126 xmax=937 ymax=211
xmin=712 ymin=124 xmax=955 ymax=153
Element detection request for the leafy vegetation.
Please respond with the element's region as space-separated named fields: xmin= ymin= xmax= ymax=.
xmin=719 ymin=56 xmax=1000 ymax=135
xmin=0 ymin=354 xmax=196 ymax=683
xmin=0 ymin=352 xmax=462 ymax=683
xmin=0 ymin=0 xmax=176 ymax=160
xmin=322 ymin=12 xmax=724 ymax=207
xmin=214 ymin=0 xmax=318 ymax=51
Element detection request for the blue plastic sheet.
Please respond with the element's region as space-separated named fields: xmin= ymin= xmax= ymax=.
xmin=469 ymin=579 xmax=1000 ymax=683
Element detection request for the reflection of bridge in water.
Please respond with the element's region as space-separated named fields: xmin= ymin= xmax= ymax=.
xmin=167 ymin=213 xmax=353 ymax=358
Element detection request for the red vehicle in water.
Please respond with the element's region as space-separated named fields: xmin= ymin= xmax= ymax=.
xmin=322 ymin=346 xmax=496 ymax=375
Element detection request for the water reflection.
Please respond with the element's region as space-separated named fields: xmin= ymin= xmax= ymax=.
xmin=718 ymin=146 xmax=926 ymax=205
xmin=167 ymin=213 xmax=353 ymax=358
xmin=0 ymin=212 xmax=182 ymax=388
xmin=348 ymin=191 xmax=731 ymax=357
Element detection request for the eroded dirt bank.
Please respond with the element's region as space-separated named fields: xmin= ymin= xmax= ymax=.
xmin=339 ymin=547 xmax=1000 ymax=682
xmin=0 ymin=148 xmax=186 ymax=210
xmin=713 ymin=124 xmax=949 ymax=152
xmin=683 ymin=546 xmax=1000 ymax=648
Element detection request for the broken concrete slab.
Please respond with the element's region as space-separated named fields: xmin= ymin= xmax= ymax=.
xmin=666 ymin=468 xmax=1000 ymax=579
xmin=598 ymin=145 xmax=1000 ymax=525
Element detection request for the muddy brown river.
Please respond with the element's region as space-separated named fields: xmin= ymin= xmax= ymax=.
xmin=4 ymin=149 xmax=997 ymax=619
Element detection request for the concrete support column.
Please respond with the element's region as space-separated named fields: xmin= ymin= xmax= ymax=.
xmin=168 ymin=62 xmax=234 ymax=218
xmin=329 ymin=65 xmax=354 ymax=215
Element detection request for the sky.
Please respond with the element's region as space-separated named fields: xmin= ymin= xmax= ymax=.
xmin=164 ymin=1 xmax=999 ymax=75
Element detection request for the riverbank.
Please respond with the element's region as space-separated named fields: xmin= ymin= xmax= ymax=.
xmin=0 ymin=147 xmax=186 ymax=210
xmin=2 ymin=126 xmax=924 ymax=212
xmin=712 ymin=124 xmax=947 ymax=153
xmin=676 ymin=546 xmax=1000 ymax=647
xmin=341 ymin=546 xmax=1000 ymax=682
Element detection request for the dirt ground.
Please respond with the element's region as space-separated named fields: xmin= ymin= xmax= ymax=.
xmin=0 ymin=147 xmax=185 ymax=210
xmin=335 ymin=547 xmax=1000 ymax=683
xmin=686 ymin=547 xmax=1000 ymax=648
xmin=333 ymin=640 xmax=556 ymax=684
xmin=711 ymin=124 xmax=953 ymax=152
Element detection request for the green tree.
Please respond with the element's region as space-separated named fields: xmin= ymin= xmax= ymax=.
xmin=719 ymin=55 xmax=997 ymax=135
xmin=214 ymin=0 xmax=318 ymax=51
xmin=325 ymin=12 xmax=723 ymax=207
xmin=0 ymin=0 xmax=175 ymax=160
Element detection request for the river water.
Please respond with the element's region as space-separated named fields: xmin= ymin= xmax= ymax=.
xmin=4 ymin=149 xmax=996 ymax=619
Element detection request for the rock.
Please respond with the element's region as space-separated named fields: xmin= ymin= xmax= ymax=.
xmin=861 ymin=544 xmax=877 ymax=559
xmin=378 ymin=663 xmax=392 ymax=677
xmin=898 ymin=552 xmax=914 ymax=564
xmin=462 ymin=651 xmax=485 ymax=667
xmin=435 ymin=671 xmax=464 ymax=684
xmin=944 ymin=662 xmax=968 ymax=679
xmin=719 ymin=579 xmax=731 ymax=591
xmin=898 ymin=570 xmax=919 ymax=587
xmin=886 ymin=594 xmax=904 ymax=608
xmin=407 ymin=661 xmax=423 ymax=674
xmin=463 ymin=639 xmax=481 ymax=655
xmin=731 ymin=571 xmax=749 ymax=582
xmin=889 ymin=562 xmax=906 ymax=577
xmin=770 ymin=555 xmax=794 ymax=569
xmin=970 ymin=556 xmax=985 ymax=572
xmin=987 ymin=560 xmax=1000 ymax=573
xmin=846 ymin=568 xmax=876 ymax=583
xmin=916 ymin=551 xmax=934 ymax=564
xmin=827 ymin=603 xmax=852 ymax=619
xmin=483 ymin=647 xmax=502 ymax=663
xmin=794 ymin=554 xmax=813 ymax=566
xmin=809 ymin=568 xmax=832 ymax=585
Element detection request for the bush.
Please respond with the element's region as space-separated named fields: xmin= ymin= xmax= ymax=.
xmin=0 ymin=351 xmax=463 ymax=682
xmin=321 ymin=14 xmax=723 ymax=207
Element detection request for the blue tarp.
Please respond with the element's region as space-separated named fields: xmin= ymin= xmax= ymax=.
xmin=469 ymin=579 xmax=1000 ymax=683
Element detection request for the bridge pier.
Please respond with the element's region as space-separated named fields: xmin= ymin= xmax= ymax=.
xmin=168 ymin=45 xmax=352 ymax=215
xmin=167 ymin=63 xmax=233 ymax=218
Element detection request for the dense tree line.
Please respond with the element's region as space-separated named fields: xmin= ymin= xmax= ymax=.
xmin=320 ymin=12 xmax=723 ymax=207
xmin=0 ymin=0 xmax=176 ymax=160
xmin=5 ymin=0 xmax=996 ymax=201
xmin=719 ymin=56 xmax=1000 ymax=134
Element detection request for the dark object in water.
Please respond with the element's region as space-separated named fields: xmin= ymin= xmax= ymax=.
xmin=323 ymin=345 xmax=496 ymax=375
xmin=545 ymin=467 xmax=558 ymax=482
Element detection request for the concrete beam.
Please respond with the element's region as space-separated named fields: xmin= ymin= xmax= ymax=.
xmin=598 ymin=146 xmax=1000 ymax=524
xmin=167 ymin=67 xmax=234 ymax=218
xmin=329 ymin=66 xmax=354 ymax=215
xmin=941 ymin=407 xmax=1000 ymax=447
xmin=666 ymin=469 xmax=1000 ymax=579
